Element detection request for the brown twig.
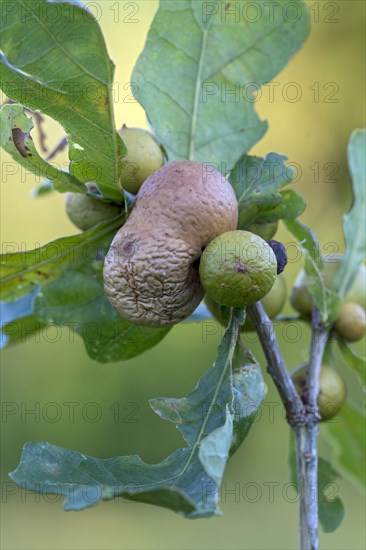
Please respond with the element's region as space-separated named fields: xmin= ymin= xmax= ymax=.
xmin=247 ymin=302 xmax=305 ymax=427
xmin=247 ymin=302 xmax=328 ymax=550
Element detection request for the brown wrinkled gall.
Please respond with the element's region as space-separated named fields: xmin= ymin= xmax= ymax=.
xmin=103 ymin=160 xmax=238 ymax=327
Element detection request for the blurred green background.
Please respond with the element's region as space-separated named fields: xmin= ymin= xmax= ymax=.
xmin=1 ymin=1 xmax=365 ymax=549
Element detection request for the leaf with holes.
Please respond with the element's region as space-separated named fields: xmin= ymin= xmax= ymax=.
xmin=325 ymin=403 xmax=366 ymax=490
xmin=0 ymin=104 xmax=84 ymax=193
xmin=0 ymin=0 xmax=125 ymax=201
xmin=229 ymin=153 xmax=305 ymax=227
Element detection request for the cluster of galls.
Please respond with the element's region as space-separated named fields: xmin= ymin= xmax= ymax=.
xmin=290 ymin=257 xmax=366 ymax=343
xmin=289 ymin=258 xmax=365 ymax=420
xmin=64 ymin=126 xmax=164 ymax=230
xmin=65 ymin=126 xmax=287 ymax=328
xmin=63 ymin=126 xmax=364 ymax=423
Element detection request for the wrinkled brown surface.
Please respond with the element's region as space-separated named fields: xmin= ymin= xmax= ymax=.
xmin=103 ymin=161 xmax=238 ymax=327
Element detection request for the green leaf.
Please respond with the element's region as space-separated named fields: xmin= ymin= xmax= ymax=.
xmin=0 ymin=288 xmax=36 ymax=323
xmin=0 ymin=104 xmax=84 ymax=193
xmin=0 ymin=215 xmax=124 ymax=302
xmin=230 ymin=363 xmax=267 ymax=455
xmin=1 ymin=212 xmax=171 ymax=361
xmin=255 ymin=189 xmax=306 ymax=223
xmin=324 ymin=290 xmax=342 ymax=325
xmin=10 ymin=311 xmax=243 ymax=517
xmin=30 ymin=180 xmax=54 ymax=198
xmin=150 ymin=311 xmax=241 ymax=448
xmin=333 ymin=129 xmax=366 ymax=297
xmin=288 ymin=437 xmax=344 ymax=533
xmin=305 ymin=265 xmax=327 ymax=320
xmin=284 ymin=219 xmax=341 ymax=322
xmin=198 ymin=411 xmax=233 ymax=485
xmin=338 ymin=341 xmax=366 ymax=389
xmin=230 ymin=153 xmax=304 ymax=227
xmin=0 ymin=288 xmax=44 ymax=348
xmin=34 ymin=271 xmax=170 ymax=363
xmin=132 ymin=0 xmax=310 ymax=167
xmin=324 ymin=403 xmax=366 ymax=490
xmin=304 ymin=254 xmax=341 ymax=324
xmin=283 ymin=218 xmax=321 ymax=266
xmin=232 ymin=153 xmax=293 ymax=201
xmin=231 ymin=152 xmax=294 ymax=201
xmin=0 ymin=0 xmax=124 ymax=202
xmin=318 ymin=457 xmax=345 ymax=533
xmin=150 ymin=351 xmax=265 ymax=459
xmin=1 ymin=314 xmax=45 ymax=348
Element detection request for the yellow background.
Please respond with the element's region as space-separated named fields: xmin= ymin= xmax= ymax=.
xmin=1 ymin=1 xmax=365 ymax=549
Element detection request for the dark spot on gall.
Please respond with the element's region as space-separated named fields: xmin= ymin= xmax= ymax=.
xmin=235 ymin=263 xmax=250 ymax=273
xmin=121 ymin=241 xmax=137 ymax=258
